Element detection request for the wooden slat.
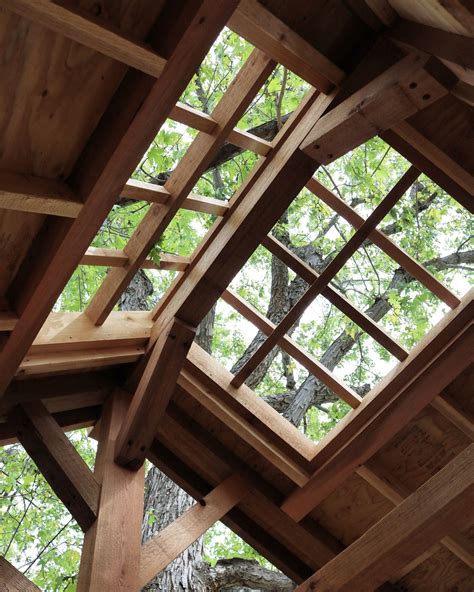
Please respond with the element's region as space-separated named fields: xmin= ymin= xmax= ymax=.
xmin=139 ymin=473 xmax=250 ymax=587
xmin=0 ymin=171 xmax=82 ymax=218
xmin=11 ymin=401 xmax=100 ymax=531
xmin=222 ymin=289 xmax=362 ymax=408
xmin=232 ymin=167 xmax=419 ymax=387
xmin=0 ymin=557 xmax=41 ymax=592
xmin=2 ymin=0 xmax=167 ymax=78
xmin=280 ymin=293 xmax=474 ymax=521
xmin=295 ymin=444 xmax=474 ymax=591
xmin=81 ymin=247 xmax=190 ymax=272
xmin=121 ymin=179 xmax=230 ymax=216
xmin=390 ymin=18 xmax=474 ymax=70
xmin=115 ymin=317 xmax=195 ymax=469
xmin=357 ymin=459 xmax=474 ymax=570
xmin=227 ymin=127 xmax=273 ymax=156
xmin=262 ymin=235 xmax=409 ymax=359
xmin=170 ymin=102 xmax=218 ymax=134
xmin=78 ymin=390 xmax=144 ymax=591
xmin=86 ymin=49 xmax=275 ymax=326
xmin=228 ymin=0 xmax=345 ymax=93
xmin=0 ymin=311 xmax=17 ymax=332
xmin=301 ymin=53 xmax=456 ymax=163
xmin=0 ymin=0 xmax=236 ymax=399
xmin=306 ymin=177 xmax=460 ymax=308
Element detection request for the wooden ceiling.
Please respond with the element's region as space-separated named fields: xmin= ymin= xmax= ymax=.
xmin=0 ymin=1 xmax=472 ymax=590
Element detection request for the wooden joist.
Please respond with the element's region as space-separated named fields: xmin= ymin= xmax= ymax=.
xmin=281 ymin=292 xmax=474 ymax=521
xmin=139 ymin=473 xmax=250 ymax=587
xmin=0 ymin=171 xmax=82 ymax=218
xmin=81 ymin=247 xmax=190 ymax=272
xmin=86 ymin=49 xmax=274 ymax=326
xmin=2 ymin=0 xmax=167 ymax=78
xmin=232 ymin=167 xmax=419 ymax=388
xmin=301 ymin=53 xmax=456 ymax=164
xmin=295 ymin=444 xmax=474 ymax=591
xmin=0 ymin=557 xmax=41 ymax=592
xmin=390 ymin=18 xmax=474 ymax=71
xmin=115 ymin=318 xmax=195 ymax=469
xmin=78 ymin=390 xmax=145 ymax=591
xmin=121 ymin=179 xmax=230 ymax=217
xmin=305 ymin=177 xmax=461 ymax=309
xmin=228 ymin=0 xmax=345 ymax=93
xmin=10 ymin=401 xmax=100 ymax=531
xmin=0 ymin=0 xmax=236 ymax=398
xmin=357 ymin=458 xmax=474 ymax=570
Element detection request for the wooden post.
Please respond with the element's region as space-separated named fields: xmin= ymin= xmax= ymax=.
xmin=77 ymin=390 xmax=145 ymax=591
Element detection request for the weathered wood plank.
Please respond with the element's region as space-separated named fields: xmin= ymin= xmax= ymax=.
xmin=0 ymin=557 xmax=41 ymax=592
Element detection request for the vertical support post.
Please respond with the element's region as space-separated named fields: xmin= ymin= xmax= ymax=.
xmin=77 ymin=389 xmax=145 ymax=591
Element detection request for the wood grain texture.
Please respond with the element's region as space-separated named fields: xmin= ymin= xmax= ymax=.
xmin=3 ymin=0 xmax=167 ymax=77
xmin=139 ymin=473 xmax=250 ymax=586
xmin=11 ymin=400 xmax=100 ymax=531
xmin=295 ymin=444 xmax=474 ymax=591
xmin=115 ymin=317 xmax=195 ymax=469
xmin=0 ymin=557 xmax=41 ymax=591
xmin=77 ymin=389 xmax=145 ymax=591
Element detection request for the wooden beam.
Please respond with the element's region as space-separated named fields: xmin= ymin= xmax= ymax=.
xmin=357 ymin=459 xmax=474 ymax=570
xmin=222 ymin=289 xmax=362 ymax=407
xmin=390 ymin=121 xmax=474 ymax=203
xmin=228 ymin=0 xmax=344 ymax=93
xmin=301 ymin=53 xmax=456 ymax=164
xmin=0 ymin=557 xmax=41 ymax=591
xmin=139 ymin=473 xmax=250 ymax=587
xmin=121 ymin=179 xmax=229 ymax=216
xmin=295 ymin=444 xmax=474 ymax=591
xmin=262 ymin=234 xmax=410 ymax=359
xmin=232 ymin=167 xmax=419 ymax=388
xmin=11 ymin=401 xmax=100 ymax=531
xmin=185 ymin=342 xmax=317 ymax=464
xmin=151 ymin=90 xmax=336 ymax=335
xmin=178 ymin=369 xmax=310 ymax=486
xmin=0 ymin=311 xmax=17 ymax=332
xmin=0 ymin=171 xmax=82 ymax=218
xmin=305 ymin=177 xmax=461 ymax=308
xmin=2 ymin=0 xmax=167 ymax=78
xmin=381 ymin=126 xmax=473 ymax=213
xmin=170 ymin=102 xmax=218 ymax=134
xmin=81 ymin=247 xmax=190 ymax=272
xmin=430 ymin=394 xmax=474 ymax=441
xmin=0 ymin=0 xmax=239 ymax=399
xmin=115 ymin=317 xmax=195 ymax=469
xmin=390 ymin=18 xmax=474 ymax=70
xmin=86 ymin=49 xmax=274 ymax=326
xmin=281 ymin=292 xmax=474 ymax=521
xmin=78 ymin=390 xmax=144 ymax=591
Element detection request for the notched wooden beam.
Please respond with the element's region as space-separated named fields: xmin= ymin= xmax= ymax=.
xmin=10 ymin=401 xmax=100 ymax=531
xmin=301 ymin=52 xmax=457 ymax=164
xmin=115 ymin=317 xmax=196 ymax=470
